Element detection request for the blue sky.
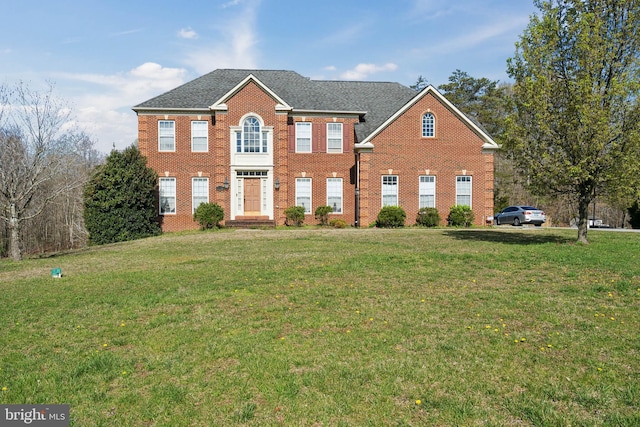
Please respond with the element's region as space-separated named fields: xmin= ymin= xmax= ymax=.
xmin=0 ymin=0 xmax=538 ymax=153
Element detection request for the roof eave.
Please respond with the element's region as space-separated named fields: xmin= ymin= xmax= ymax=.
xmin=132 ymin=107 xmax=212 ymax=113
xmin=291 ymin=109 xmax=367 ymax=116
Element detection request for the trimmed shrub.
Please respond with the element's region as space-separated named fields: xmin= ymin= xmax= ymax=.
xmin=284 ymin=206 xmax=305 ymax=226
xmin=416 ymin=207 xmax=441 ymax=227
xmin=447 ymin=205 xmax=475 ymax=227
xmin=329 ymin=218 xmax=347 ymax=228
xmin=193 ymin=203 xmax=224 ymax=229
xmin=376 ymin=206 xmax=406 ymax=228
xmin=314 ymin=205 xmax=333 ymax=226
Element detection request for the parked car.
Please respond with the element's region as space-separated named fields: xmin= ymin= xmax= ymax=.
xmin=495 ymin=206 xmax=546 ymax=226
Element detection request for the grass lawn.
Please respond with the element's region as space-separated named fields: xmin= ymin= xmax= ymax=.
xmin=0 ymin=227 xmax=638 ymax=426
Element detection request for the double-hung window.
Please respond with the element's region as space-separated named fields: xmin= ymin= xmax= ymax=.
xmin=159 ymin=177 xmax=176 ymax=214
xmin=422 ymin=113 xmax=435 ymax=137
xmin=191 ymin=121 xmax=208 ymax=152
xmin=419 ymin=176 xmax=436 ymax=208
xmin=456 ymin=176 xmax=472 ymax=207
xmin=327 ymin=123 xmax=343 ymax=153
xmin=192 ymin=177 xmax=209 ymax=212
xmin=159 ymin=120 xmax=175 ymax=151
xmin=326 ymin=178 xmax=342 ymax=213
xmin=296 ymin=178 xmax=312 ymax=213
xmin=382 ymin=175 xmax=398 ymax=207
xmin=296 ymin=122 xmax=312 ymax=153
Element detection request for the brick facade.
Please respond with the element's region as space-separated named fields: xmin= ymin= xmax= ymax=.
xmin=134 ymin=70 xmax=497 ymax=231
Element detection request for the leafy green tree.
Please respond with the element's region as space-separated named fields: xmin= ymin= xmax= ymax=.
xmin=83 ymin=146 xmax=161 ymax=244
xmin=505 ymin=0 xmax=640 ymax=244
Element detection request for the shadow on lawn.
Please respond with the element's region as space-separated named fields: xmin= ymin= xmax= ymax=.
xmin=444 ymin=229 xmax=573 ymax=245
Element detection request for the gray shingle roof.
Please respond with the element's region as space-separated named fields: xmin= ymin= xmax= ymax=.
xmin=133 ymin=69 xmax=419 ymax=141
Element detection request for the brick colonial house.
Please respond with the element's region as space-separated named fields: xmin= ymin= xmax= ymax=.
xmin=133 ymin=69 xmax=498 ymax=231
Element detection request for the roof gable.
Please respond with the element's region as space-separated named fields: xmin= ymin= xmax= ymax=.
xmin=361 ymin=85 xmax=499 ymax=150
xmin=209 ymin=74 xmax=292 ymax=112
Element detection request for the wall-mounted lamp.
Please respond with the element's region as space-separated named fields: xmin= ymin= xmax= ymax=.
xmin=223 ymin=177 xmax=229 ymax=189
xmin=274 ymin=178 xmax=280 ymax=190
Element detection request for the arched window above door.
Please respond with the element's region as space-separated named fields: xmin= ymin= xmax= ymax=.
xmin=236 ymin=115 xmax=268 ymax=153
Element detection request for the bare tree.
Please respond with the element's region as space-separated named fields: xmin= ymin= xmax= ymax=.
xmin=0 ymin=82 xmax=97 ymax=260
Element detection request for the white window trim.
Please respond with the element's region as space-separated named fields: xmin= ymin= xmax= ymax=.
xmin=159 ymin=177 xmax=176 ymax=215
xmin=191 ymin=121 xmax=208 ymax=152
xmin=296 ymin=177 xmax=312 ymax=214
xmin=158 ymin=120 xmax=176 ymax=152
xmin=296 ymin=122 xmax=312 ymax=153
xmin=326 ymin=122 xmax=343 ymax=153
xmin=456 ymin=175 xmax=472 ymax=208
xmin=326 ymin=178 xmax=343 ymax=213
xmin=381 ymin=175 xmax=399 ymax=207
xmin=419 ymin=175 xmax=436 ymax=209
xmin=192 ymin=177 xmax=209 ymax=213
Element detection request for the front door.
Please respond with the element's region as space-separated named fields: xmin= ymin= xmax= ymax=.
xmin=244 ymin=178 xmax=261 ymax=216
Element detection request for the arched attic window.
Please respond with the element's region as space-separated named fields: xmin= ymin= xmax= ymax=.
xmin=422 ymin=112 xmax=435 ymax=137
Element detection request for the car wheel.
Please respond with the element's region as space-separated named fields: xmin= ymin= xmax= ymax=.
xmin=513 ymin=217 xmax=521 ymax=226
xmin=496 ymin=217 xmax=500 ymax=225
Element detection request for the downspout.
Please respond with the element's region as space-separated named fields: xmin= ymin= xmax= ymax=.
xmin=353 ymin=141 xmax=374 ymax=229
xmin=354 ymin=151 xmax=360 ymax=228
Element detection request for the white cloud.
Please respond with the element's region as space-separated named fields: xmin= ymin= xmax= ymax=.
xmin=340 ymin=63 xmax=399 ymax=80
xmin=324 ymin=65 xmax=337 ymax=71
xmin=221 ymin=0 xmax=242 ymax=8
xmin=178 ymin=27 xmax=198 ymax=39
xmin=55 ymin=63 xmax=188 ymax=152
xmin=425 ymin=17 xmax=529 ymax=55
xmin=182 ymin=1 xmax=260 ymax=74
xmin=110 ymin=29 xmax=144 ymax=37
xmin=316 ymin=21 xmax=371 ymax=47
xmin=409 ymin=0 xmax=455 ymax=18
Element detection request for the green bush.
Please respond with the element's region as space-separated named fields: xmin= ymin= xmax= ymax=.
xmin=193 ymin=203 xmax=224 ymax=229
xmin=376 ymin=206 xmax=406 ymax=228
xmin=314 ymin=205 xmax=333 ymax=226
xmin=83 ymin=146 xmax=161 ymax=245
xmin=416 ymin=207 xmax=441 ymax=227
xmin=329 ymin=218 xmax=347 ymax=228
xmin=447 ymin=205 xmax=475 ymax=227
xmin=284 ymin=206 xmax=305 ymax=226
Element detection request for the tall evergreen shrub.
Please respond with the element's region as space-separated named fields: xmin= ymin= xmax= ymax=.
xmin=83 ymin=146 xmax=161 ymax=244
